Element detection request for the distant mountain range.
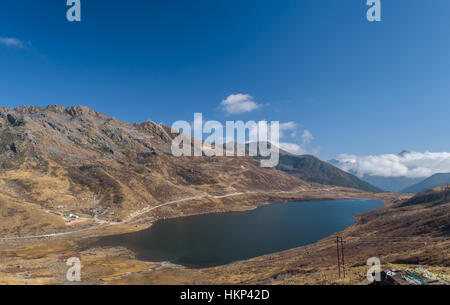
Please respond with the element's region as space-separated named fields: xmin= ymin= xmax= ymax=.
xmin=325 ymin=169 xmax=450 ymax=194
xmin=0 ymin=106 xmax=312 ymax=226
xmin=401 ymin=173 xmax=450 ymax=194
xmin=327 ymin=159 xmax=419 ymax=192
xmin=0 ymin=105 xmax=383 ymax=234
xmin=327 ymin=170 xmax=450 ymax=194
xmin=357 ymin=175 xmax=424 ymax=193
xmin=275 ymin=154 xmax=382 ymax=193
xmin=400 ymin=184 xmax=450 ymax=207
xmin=329 ymin=154 xmax=450 ymax=193
xmin=239 ymin=142 xmax=382 ymax=193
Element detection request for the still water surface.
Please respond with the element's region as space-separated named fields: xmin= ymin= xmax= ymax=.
xmin=91 ymin=199 xmax=383 ymax=268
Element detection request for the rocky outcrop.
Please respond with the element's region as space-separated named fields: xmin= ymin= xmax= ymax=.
xmin=0 ymin=105 xmax=310 ymax=221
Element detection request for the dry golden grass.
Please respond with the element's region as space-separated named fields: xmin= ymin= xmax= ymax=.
xmin=0 ymin=194 xmax=67 ymax=236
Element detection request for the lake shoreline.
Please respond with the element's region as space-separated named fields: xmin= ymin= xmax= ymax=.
xmin=1 ymin=190 xmax=409 ymax=285
xmin=86 ymin=199 xmax=385 ymax=269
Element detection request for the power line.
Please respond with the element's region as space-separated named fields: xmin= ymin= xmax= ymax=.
xmin=336 ymin=236 xmax=341 ymax=279
xmin=341 ymin=236 xmax=346 ymax=279
xmin=336 ymin=236 xmax=346 ymax=280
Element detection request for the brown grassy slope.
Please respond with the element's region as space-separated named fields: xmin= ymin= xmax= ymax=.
xmin=0 ymin=105 xmax=310 ymax=235
xmin=91 ymin=186 xmax=449 ymax=285
xmin=0 ymin=187 xmax=447 ymax=285
xmin=276 ymin=154 xmax=382 ymax=193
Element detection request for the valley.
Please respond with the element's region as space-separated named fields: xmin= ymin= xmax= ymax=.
xmin=1 ymin=187 xmax=448 ymax=285
xmin=0 ymin=106 xmax=448 ymax=285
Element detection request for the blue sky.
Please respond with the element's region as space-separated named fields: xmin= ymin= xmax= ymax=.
xmin=1 ymin=0 xmax=450 ymax=160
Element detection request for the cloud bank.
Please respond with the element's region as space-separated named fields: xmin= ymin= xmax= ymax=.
xmin=333 ymin=151 xmax=450 ymax=178
xmin=221 ymin=94 xmax=261 ymax=114
xmin=278 ymin=129 xmax=314 ymax=155
xmin=247 ymin=120 xmax=313 ymax=155
xmin=218 ymin=93 xmax=316 ymax=155
xmin=279 ymin=142 xmax=307 ymax=155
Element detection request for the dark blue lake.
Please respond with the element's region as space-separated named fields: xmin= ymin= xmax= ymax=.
xmin=91 ymin=199 xmax=383 ymax=268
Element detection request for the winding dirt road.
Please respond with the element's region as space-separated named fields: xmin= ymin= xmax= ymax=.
xmin=0 ymin=191 xmax=265 ymax=242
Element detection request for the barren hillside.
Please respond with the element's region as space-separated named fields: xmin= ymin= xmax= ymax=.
xmin=0 ymin=105 xmax=311 ymax=236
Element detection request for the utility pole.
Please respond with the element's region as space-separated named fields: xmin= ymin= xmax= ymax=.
xmin=336 ymin=236 xmax=341 ymax=279
xmin=336 ymin=236 xmax=345 ymax=280
xmin=340 ymin=237 xmax=345 ymax=279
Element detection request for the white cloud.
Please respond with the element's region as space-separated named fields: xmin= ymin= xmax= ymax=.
xmin=333 ymin=151 xmax=450 ymax=178
xmin=0 ymin=37 xmax=25 ymax=48
xmin=221 ymin=94 xmax=261 ymax=114
xmin=247 ymin=121 xmax=301 ymax=142
xmin=277 ymin=130 xmax=314 ymax=155
xmin=194 ymin=107 xmax=314 ymax=156
xmin=279 ymin=143 xmax=307 ymax=155
xmin=279 ymin=121 xmax=299 ymax=131
xmin=280 ymin=121 xmax=301 ymax=138
xmin=301 ymin=130 xmax=313 ymax=145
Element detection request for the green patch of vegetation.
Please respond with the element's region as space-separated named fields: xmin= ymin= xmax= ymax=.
xmin=99 ymin=143 xmax=113 ymax=154
xmin=134 ymin=165 xmax=145 ymax=174
xmin=66 ymin=165 xmax=124 ymax=207
xmin=50 ymin=166 xmax=59 ymax=177
xmin=0 ymin=131 xmax=16 ymax=154
xmin=31 ymin=158 xmax=50 ymax=173
xmin=12 ymin=179 xmax=37 ymax=193
xmin=137 ymin=152 xmax=156 ymax=164
xmin=402 ymin=187 xmax=450 ymax=207
xmin=176 ymin=167 xmax=218 ymax=185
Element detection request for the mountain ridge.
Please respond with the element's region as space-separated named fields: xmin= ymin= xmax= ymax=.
xmin=0 ymin=105 xmax=384 ymax=237
xmin=229 ymin=142 xmax=381 ymax=192
xmin=0 ymin=105 xmax=323 ymax=235
xmin=401 ymin=173 xmax=450 ymax=194
xmin=276 ymin=154 xmax=382 ymax=193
